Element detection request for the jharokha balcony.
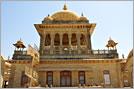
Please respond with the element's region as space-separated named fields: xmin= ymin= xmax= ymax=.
xmin=12 ymin=49 xmax=118 ymax=60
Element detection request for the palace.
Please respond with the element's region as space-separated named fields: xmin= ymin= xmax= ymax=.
xmin=1 ymin=4 xmax=133 ymax=88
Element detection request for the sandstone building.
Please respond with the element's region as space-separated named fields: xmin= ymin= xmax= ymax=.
xmin=1 ymin=4 xmax=133 ymax=88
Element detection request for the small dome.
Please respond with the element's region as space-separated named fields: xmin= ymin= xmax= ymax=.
xmin=79 ymin=16 xmax=88 ymax=21
xmin=44 ymin=15 xmax=53 ymax=21
xmin=79 ymin=13 xmax=88 ymax=21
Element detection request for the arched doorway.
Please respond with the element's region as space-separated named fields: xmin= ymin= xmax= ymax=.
xmin=60 ymin=71 xmax=71 ymax=87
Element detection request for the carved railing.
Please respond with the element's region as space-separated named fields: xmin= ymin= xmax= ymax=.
xmin=12 ymin=49 xmax=118 ymax=59
xmin=12 ymin=50 xmax=32 ymax=60
xmin=43 ymin=49 xmax=117 ymax=55
xmin=41 ymin=49 xmax=118 ymax=59
xmin=13 ymin=50 xmax=27 ymax=55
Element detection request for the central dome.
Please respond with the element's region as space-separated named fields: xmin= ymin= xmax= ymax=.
xmin=42 ymin=4 xmax=89 ymax=23
xmin=51 ymin=4 xmax=79 ymax=21
xmin=51 ymin=10 xmax=79 ymax=21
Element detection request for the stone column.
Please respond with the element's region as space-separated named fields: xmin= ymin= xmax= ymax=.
xmin=40 ymin=34 xmax=45 ymax=55
xmin=69 ymin=33 xmax=72 ymax=54
xmin=85 ymin=33 xmax=89 ymax=54
xmin=72 ymin=71 xmax=79 ymax=87
xmin=88 ymin=34 xmax=92 ymax=50
xmin=60 ymin=33 xmax=63 ymax=54
xmin=50 ymin=33 xmax=54 ymax=54
xmin=38 ymin=71 xmax=46 ymax=87
xmin=77 ymin=33 xmax=81 ymax=54
xmin=53 ymin=71 xmax=60 ymax=87
xmin=87 ymin=28 xmax=92 ymax=50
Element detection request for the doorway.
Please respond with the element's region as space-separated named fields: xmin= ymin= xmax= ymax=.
xmin=60 ymin=71 xmax=71 ymax=87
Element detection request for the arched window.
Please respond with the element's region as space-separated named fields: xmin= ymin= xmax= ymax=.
xmin=45 ymin=34 xmax=51 ymax=46
xmin=62 ymin=33 xmax=69 ymax=46
xmin=80 ymin=34 xmax=86 ymax=45
xmin=71 ymin=33 xmax=77 ymax=46
xmin=54 ymin=33 xmax=60 ymax=46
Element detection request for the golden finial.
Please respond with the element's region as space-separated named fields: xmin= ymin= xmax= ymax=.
xmin=63 ymin=4 xmax=67 ymax=10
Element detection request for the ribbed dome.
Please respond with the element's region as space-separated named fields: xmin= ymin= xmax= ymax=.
xmin=43 ymin=4 xmax=89 ymax=23
xmin=51 ymin=10 xmax=79 ymax=21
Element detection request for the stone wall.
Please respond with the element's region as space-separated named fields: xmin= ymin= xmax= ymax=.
xmin=37 ymin=59 xmax=122 ymax=87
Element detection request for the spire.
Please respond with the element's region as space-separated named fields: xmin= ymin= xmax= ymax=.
xmin=63 ymin=4 xmax=67 ymax=10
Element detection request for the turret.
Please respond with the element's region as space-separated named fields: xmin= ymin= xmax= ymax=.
xmin=13 ymin=39 xmax=26 ymax=51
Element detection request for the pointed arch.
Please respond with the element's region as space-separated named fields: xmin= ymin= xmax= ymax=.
xmin=54 ymin=33 xmax=60 ymax=46
xmin=62 ymin=33 xmax=69 ymax=46
xmin=80 ymin=34 xmax=86 ymax=45
xmin=71 ymin=33 xmax=77 ymax=46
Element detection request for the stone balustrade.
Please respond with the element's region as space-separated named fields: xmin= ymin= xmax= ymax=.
xmin=12 ymin=49 xmax=118 ymax=60
xmin=41 ymin=49 xmax=118 ymax=59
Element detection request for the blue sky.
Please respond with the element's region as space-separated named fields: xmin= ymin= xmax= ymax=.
xmin=1 ymin=1 xmax=133 ymax=59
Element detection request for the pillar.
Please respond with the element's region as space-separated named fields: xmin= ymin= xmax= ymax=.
xmin=50 ymin=33 xmax=54 ymax=54
xmin=40 ymin=34 xmax=45 ymax=55
xmin=77 ymin=33 xmax=81 ymax=54
xmin=60 ymin=33 xmax=63 ymax=54
xmin=38 ymin=71 xmax=46 ymax=87
xmin=69 ymin=33 xmax=72 ymax=54
xmin=53 ymin=71 xmax=60 ymax=87
xmin=87 ymin=32 xmax=92 ymax=50
xmin=72 ymin=71 xmax=79 ymax=87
